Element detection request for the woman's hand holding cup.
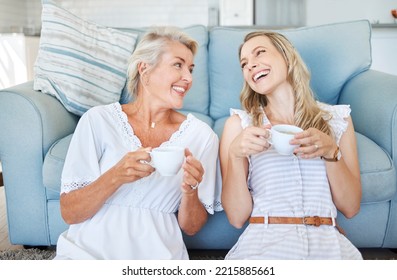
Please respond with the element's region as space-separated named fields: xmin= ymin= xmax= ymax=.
xmin=113 ymin=147 xmax=155 ymax=185
xmin=230 ymin=124 xmax=272 ymax=158
xmin=290 ymin=127 xmax=336 ymax=159
xmin=181 ymin=148 xmax=204 ymax=194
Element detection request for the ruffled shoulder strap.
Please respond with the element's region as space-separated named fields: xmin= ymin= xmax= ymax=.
xmin=318 ymin=102 xmax=351 ymax=145
xmin=230 ymin=108 xmax=253 ymax=129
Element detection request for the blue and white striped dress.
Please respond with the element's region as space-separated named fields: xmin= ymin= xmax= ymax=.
xmin=225 ymin=103 xmax=362 ymax=260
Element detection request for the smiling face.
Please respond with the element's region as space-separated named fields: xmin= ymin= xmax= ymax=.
xmin=239 ymin=35 xmax=289 ymax=96
xmin=144 ymin=40 xmax=194 ymax=109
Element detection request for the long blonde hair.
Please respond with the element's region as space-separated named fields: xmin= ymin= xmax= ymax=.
xmin=127 ymin=26 xmax=198 ymax=99
xmin=239 ymin=31 xmax=331 ymax=135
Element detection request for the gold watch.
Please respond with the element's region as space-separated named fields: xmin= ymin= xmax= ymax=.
xmin=321 ymin=146 xmax=341 ymax=162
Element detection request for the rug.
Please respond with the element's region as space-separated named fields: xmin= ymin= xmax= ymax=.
xmin=0 ymin=248 xmax=56 ymax=260
xmin=0 ymin=248 xmax=225 ymax=260
xmin=1 ymin=248 xmax=395 ymax=260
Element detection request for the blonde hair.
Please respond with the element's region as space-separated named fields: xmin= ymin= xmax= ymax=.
xmin=127 ymin=26 xmax=198 ymax=98
xmin=239 ymin=31 xmax=331 ymax=135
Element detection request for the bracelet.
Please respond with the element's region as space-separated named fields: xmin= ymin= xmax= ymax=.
xmin=321 ymin=146 xmax=341 ymax=162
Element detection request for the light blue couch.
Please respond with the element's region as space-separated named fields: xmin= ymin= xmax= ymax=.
xmin=1 ymin=20 xmax=397 ymax=250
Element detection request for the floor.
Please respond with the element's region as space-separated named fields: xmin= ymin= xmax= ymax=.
xmin=0 ymin=186 xmax=23 ymax=251
xmin=0 ymin=185 xmax=396 ymax=259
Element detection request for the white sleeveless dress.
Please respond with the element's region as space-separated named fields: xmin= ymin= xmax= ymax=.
xmin=225 ymin=103 xmax=362 ymax=260
xmin=54 ymin=102 xmax=221 ymax=260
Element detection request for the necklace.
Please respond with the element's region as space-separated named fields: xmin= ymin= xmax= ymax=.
xmin=150 ymin=113 xmax=170 ymax=128
xmin=148 ymin=111 xmax=172 ymax=129
xmin=127 ymin=103 xmax=172 ymax=129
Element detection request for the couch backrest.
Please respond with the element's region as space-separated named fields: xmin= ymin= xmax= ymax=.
xmin=208 ymin=20 xmax=372 ymax=121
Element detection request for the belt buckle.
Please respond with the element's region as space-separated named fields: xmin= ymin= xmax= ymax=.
xmin=303 ymin=216 xmax=321 ymax=227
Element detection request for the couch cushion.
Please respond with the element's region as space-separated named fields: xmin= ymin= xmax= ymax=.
xmin=34 ymin=0 xmax=138 ymax=116
xmin=119 ymin=25 xmax=210 ymax=116
xmin=183 ymin=211 xmax=246 ymax=249
xmin=43 ymin=134 xmax=73 ymax=199
xmin=213 ymin=116 xmax=228 ymax=138
xmin=209 ymin=20 xmax=372 ymax=120
xmin=337 ymin=200 xmax=390 ymax=247
xmin=178 ymin=110 xmax=213 ymax=127
xmin=355 ymin=133 xmax=396 ymax=203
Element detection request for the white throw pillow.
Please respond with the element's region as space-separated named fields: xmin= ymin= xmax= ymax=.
xmin=34 ymin=0 xmax=138 ymax=116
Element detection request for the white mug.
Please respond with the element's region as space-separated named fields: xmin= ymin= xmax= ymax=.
xmin=148 ymin=146 xmax=185 ymax=176
xmin=269 ymin=124 xmax=303 ymax=155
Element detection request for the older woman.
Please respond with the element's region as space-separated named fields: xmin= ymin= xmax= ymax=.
xmin=220 ymin=31 xmax=362 ymax=259
xmin=54 ymin=26 xmax=220 ymax=260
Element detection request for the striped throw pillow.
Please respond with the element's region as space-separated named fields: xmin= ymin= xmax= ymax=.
xmin=33 ymin=0 xmax=138 ymax=116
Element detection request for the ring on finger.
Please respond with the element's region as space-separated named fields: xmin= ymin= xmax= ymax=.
xmin=190 ymin=182 xmax=199 ymax=190
xmin=314 ymin=144 xmax=319 ymax=151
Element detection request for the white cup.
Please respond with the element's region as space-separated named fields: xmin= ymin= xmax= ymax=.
xmin=148 ymin=146 xmax=185 ymax=176
xmin=269 ymin=124 xmax=303 ymax=155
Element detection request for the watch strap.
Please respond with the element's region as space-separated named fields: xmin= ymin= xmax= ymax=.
xmin=321 ymin=146 xmax=340 ymax=162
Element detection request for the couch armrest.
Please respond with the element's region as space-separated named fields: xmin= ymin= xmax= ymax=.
xmin=339 ymin=70 xmax=397 ymax=160
xmin=0 ymin=81 xmax=79 ymax=245
xmin=339 ymin=70 xmax=397 ymax=247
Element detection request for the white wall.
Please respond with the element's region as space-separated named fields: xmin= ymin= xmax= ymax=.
xmin=254 ymin=0 xmax=396 ymax=27
xmin=1 ymin=0 xmax=396 ymax=30
xmin=255 ymin=0 xmax=306 ymax=27
xmin=0 ymin=0 xmax=210 ymax=31
xmin=219 ymin=0 xmax=254 ymax=26
xmin=371 ymin=28 xmax=397 ymax=75
xmin=52 ymin=0 xmax=209 ymax=28
xmin=0 ymin=35 xmax=40 ymax=89
xmin=306 ymin=0 xmax=396 ymax=26
xmin=0 ymin=0 xmax=41 ymax=33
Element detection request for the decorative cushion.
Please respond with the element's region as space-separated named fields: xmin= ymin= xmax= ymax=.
xmin=33 ymin=0 xmax=138 ymax=116
xmin=208 ymin=20 xmax=372 ymax=120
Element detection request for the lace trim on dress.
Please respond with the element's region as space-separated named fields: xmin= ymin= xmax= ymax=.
xmin=110 ymin=103 xmax=140 ymax=149
xmin=213 ymin=200 xmax=223 ymax=212
xmin=230 ymin=108 xmax=253 ymax=129
xmin=111 ymin=102 xmax=193 ymax=148
xmin=61 ymin=180 xmax=92 ymax=194
xmin=201 ymin=200 xmax=223 ymax=215
xmin=202 ymin=202 xmax=214 ymax=214
xmin=165 ymin=114 xmax=193 ymax=146
xmin=318 ymin=102 xmax=351 ymax=145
